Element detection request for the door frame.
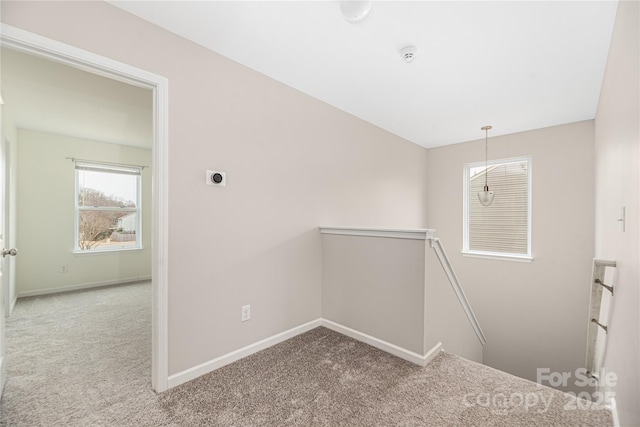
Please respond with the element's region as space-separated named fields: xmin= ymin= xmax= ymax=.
xmin=0 ymin=24 xmax=170 ymax=392
xmin=0 ymin=124 xmax=6 ymax=397
xmin=1 ymin=136 xmax=12 ymax=318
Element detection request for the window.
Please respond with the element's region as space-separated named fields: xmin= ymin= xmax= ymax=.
xmin=75 ymin=161 xmax=142 ymax=252
xmin=463 ymin=156 xmax=531 ymax=260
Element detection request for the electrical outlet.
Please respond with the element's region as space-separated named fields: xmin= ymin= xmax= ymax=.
xmin=60 ymin=265 xmax=69 ymax=273
xmin=241 ymin=304 xmax=251 ymax=322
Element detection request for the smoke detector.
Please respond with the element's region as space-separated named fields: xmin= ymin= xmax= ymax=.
xmin=400 ymin=46 xmax=418 ymax=63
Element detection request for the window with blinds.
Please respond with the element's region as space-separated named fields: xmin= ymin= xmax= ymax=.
xmin=463 ymin=157 xmax=532 ymax=260
xmin=75 ymin=161 xmax=142 ymax=252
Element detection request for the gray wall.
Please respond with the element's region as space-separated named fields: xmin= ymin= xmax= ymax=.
xmin=427 ymin=121 xmax=595 ymax=394
xmin=594 ymin=1 xmax=639 ymax=425
xmin=321 ymin=232 xmax=483 ymax=363
xmin=321 ymin=234 xmax=426 ymax=354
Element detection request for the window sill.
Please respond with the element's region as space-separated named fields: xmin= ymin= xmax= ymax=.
xmin=462 ymin=251 xmax=533 ymax=263
xmin=73 ymin=247 xmax=144 ymax=256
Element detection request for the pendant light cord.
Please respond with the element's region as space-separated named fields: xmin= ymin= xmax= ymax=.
xmin=484 ymin=128 xmax=488 ymax=188
xmin=481 ymin=125 xmax=492 ymax=190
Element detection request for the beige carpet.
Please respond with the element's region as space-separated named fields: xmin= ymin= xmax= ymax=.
xmin=0 ymin=282 xmax=612 ymax=426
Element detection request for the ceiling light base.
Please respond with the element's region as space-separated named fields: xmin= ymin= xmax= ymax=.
xmin=340 ymin=1 xmax=373 ymax=23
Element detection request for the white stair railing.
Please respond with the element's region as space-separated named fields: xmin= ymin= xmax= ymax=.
xmin=427 ymin=237 xmax=487 ymax=346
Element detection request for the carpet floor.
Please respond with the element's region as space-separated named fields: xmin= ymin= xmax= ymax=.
xmin=0 ymin=282 xmax=612 ymax=426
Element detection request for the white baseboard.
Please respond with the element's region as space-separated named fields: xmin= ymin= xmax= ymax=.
xmin=167 ymin=318 xmax=444 ymax=390
xmin=0 ymin=356 xmax=5 ymax=397
xmin=424 ymin=340 xmax=445 ymax=365
xmin=608 ymin=397 xmax=620 ymax=427
xmin=9 ymin=296 xmax=17 ymax=316
xmin=167 ymin=318 xmax=323 ymax=389
xmin=320 ymin=319 xmax=443 ymax=367
xmin=17 ymin=276 xmax=152 ymax=298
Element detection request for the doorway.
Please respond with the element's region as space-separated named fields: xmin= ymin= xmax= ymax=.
xmin=0 ymin=25 xmax=169 ymax=393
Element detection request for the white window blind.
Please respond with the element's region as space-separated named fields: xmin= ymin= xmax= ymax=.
xmin=464 ymin=157 xmax=531 ymax=259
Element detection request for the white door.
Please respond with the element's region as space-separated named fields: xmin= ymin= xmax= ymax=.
xmin=0 ymin=100 xmax=5 ymax=396
xmin=0 ymin=96 xmax=14 ymax=398
xmin=2 ymin=137 xmax=12 ymax=318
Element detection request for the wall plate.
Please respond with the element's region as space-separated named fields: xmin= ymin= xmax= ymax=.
xmin=206 ymin=170 xmax=226 ymax=186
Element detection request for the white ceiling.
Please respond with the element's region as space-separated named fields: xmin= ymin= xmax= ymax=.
xmin=1 ymin=47 xmax=153 ymax=149
xmin=109 ymin=0 xmax=618 ymax=148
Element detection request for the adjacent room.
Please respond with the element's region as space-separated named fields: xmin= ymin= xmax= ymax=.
xmin=0 ymin=43 xmax=155 ymax=423
xmin=0 ymin=1 xmax=637 ymax=426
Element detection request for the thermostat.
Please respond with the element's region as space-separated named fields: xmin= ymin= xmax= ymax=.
xmin=206 ymin=170 xmax=226 ymax=186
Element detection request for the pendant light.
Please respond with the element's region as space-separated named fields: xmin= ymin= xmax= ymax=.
xmin=478 ymin=125 xmax=495 ymax=207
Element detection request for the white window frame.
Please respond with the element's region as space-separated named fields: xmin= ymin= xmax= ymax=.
xmin=462 ymin=156 xmax=533 ymax=262
xmin=74 ymin=161 xmax=143 ymax=253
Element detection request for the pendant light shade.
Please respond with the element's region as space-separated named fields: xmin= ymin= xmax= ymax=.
xmin=477 ymin=125 xmax=494 ymax=207
xmin=478 ymin=185 xmax=494 ymax=206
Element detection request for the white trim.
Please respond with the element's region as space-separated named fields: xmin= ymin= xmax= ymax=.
xmin=608 ymin=397 xmax=620 ymax=427
xmin=0 ymin=356 xmax=4 ymax=397
xmin=0 ymin=24 xmax=170 ymax=392
xmin=0 ymin=25 xmax=163 ymax=89
xmin=72 ymin=247 xmax=145 ymax=255
xmin=423 ymin=341 xmax=445 ymax=365
xmin=9 ymin=295 xmax=17 ymax=315
xmin=151 ymin=59 xmax=170 ymax=393
xmin=167 ymin=318 xmax=444 ymax=389
xmin=168 ymin=319 xmax=323 ymax=389
xmin=320 ymin=319 xmax=442 ymax=367
xmin=429 ymin=238 xmax=487 ymax=346
xmin=319 ymin=226 xmax=436 ymax=241
xmin=462 ymin=251 xmax=534 ymax=263
xmin=16 ymin=276 xmax=151 ymax=298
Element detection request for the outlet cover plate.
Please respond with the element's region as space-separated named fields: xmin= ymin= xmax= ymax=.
xmin=241 ymin=304 xmax=251 ymax=322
